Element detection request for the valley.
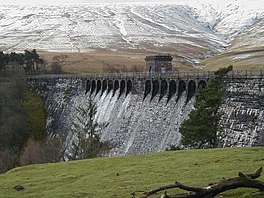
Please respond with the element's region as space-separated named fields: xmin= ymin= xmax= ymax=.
xmin=0 ymin=0 xmax=263 ymax=71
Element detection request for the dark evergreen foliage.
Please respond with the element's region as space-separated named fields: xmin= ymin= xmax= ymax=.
xmin=180 ymin=65 xmax=233 ymax=149
xmin=0 ymin=49 xmax=44 ymax=74
xmin=68 ymin=97 xmax=113 ymax=160
xmin=0 ymin=52 xmax=46 ymax=173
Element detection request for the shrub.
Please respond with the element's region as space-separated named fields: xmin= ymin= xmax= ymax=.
xmin=20 ymin=136 xmax=66 ymax=166
xmin=20 ymin=138 xmax=41 ymax=165
xmin=0 ymin=147 xmax=18 ymax=174
xmin=165 ymin=145 xmax=182 ymax=151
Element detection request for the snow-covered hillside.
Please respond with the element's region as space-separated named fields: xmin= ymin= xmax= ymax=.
xmin=0 ymin=0 xmax=263 ymax=66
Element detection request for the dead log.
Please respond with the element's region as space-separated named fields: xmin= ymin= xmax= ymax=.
xmin=139 ymin=167 xmax=264 ymax=198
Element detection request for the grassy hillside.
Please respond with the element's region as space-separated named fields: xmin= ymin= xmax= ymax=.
xmin=201 ymin=47 xmax=264 ymax=71
xmin=39 ymin=47 xmax=264 ymax=74
xmin=0 ymin=147 xmax=263 ymax=198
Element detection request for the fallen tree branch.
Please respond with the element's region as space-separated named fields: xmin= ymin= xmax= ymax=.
xmin=138 ymin=167 xmax=264 ymax=198
xmin=139 ymin=183 xmax=203 ymax=198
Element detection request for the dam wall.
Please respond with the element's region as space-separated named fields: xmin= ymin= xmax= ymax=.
xmin=28 ymin=72 xmax=264 ymax=155
xmin=219 ymin=76 xmax=264 ymax=147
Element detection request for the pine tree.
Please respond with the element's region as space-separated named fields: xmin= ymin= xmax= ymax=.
xmin=68 ymin=97 xmax=113 ymax=160
xmin=180 ymin=66 xmax=233 ymax=149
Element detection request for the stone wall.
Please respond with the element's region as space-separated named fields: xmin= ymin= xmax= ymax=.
xmin=219 ymin=77 xmax=264 ymax=147
xmin=29 ymin=78 xmax=194 ymax=156
xmin=28 ymin=76 xmax=264 ymax=156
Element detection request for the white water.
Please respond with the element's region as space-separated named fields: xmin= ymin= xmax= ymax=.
xmin=41 ymin=79 xmax=195 ymax=156
xmin=91 ymin=89 xmax=194 ymax=155
xmin=31 ymin=76 xmax=264 ymax=154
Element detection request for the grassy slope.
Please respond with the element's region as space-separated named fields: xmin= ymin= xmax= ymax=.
xmin=39 ymin=49 xmax=264 ymax=74
xmin=201 ymin=48 xmax=264 ymax=71
xmin=0 ymin=147 xmax=263 ymax=198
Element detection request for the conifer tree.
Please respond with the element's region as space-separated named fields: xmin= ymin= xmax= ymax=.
xmin=68 ymin=97 xmax=113 ymax=160
xmin=180 ymin=65 xmax=233 ymax=149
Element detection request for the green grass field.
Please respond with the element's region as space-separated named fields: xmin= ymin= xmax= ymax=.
xmin=0 ymin=147 xmax=263 ymax=198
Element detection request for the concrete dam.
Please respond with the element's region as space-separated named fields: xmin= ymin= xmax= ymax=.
xmin=28 ymin=70 xmax=264 ymax=156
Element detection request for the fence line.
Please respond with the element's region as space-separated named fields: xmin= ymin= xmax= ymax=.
xmin=26 ymin=70 xmax=263 ymax=80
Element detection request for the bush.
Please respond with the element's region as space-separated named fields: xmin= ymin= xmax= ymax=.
xmin=0 ymin=147 xmax=18 ymax=174
xmin=20 ymin=138 xmax=41 ymax=165
xmin=39 ymin=135 xmax=66 ymax=163
xmin=165 ymin=145 xmax=182 ymax=151
xmin=20 ymin=136 xmax=66 ymax=166
xmin=254 ymin=129 xmax=264 ymax=146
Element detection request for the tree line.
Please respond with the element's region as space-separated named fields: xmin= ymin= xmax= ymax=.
xmin=0 ymin=49 xmax=46 ymax=74
xmin=0 ymin=54 xmax=113 ymax=173
xmin=0 ymin=71 xmax=46 ymax=173
xmin=6 ymin=94 xmax=113 ymax=170
xmin=0 ymin=81 xmax=113 ymax=173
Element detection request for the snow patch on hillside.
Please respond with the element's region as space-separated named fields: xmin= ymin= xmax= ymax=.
xmin=0 ymin=0 xmax=263 ymax=65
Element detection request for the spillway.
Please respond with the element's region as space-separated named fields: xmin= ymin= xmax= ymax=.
xmin=36 ymin=78 xmax=195 ymax=156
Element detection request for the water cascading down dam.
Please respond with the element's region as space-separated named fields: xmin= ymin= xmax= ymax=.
xmin=28 ymin=71 xmax=210 ymax=156
xmin=28 ymin=56 xmax=264 ymax=155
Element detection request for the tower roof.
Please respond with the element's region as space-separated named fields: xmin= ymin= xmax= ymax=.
xmin=145 ymin=55 xmax=173 ymax=61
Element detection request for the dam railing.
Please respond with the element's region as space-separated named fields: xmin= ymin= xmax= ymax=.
xmin=26 ymin=70 xmax=263 ymax=80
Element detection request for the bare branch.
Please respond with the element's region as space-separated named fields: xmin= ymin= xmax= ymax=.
xmin=138 ymin=167 xmax=264 ymax=198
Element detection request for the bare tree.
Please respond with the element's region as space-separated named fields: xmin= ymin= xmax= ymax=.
xmin=20 ymin=135 xmax=67 ymax=165
xmin=52 ymin=54 xmax=69 ymax=64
